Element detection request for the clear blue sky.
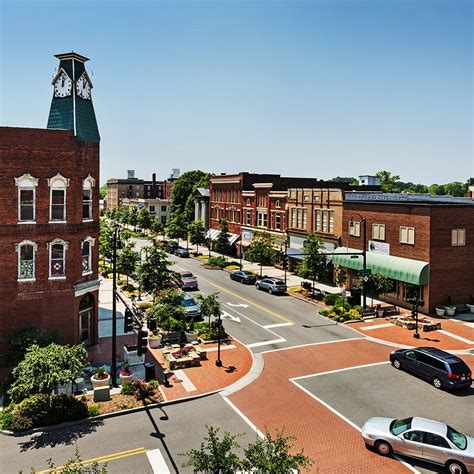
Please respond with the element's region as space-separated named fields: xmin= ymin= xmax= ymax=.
xmin=1 ymin=0 xmax=472 ymax=185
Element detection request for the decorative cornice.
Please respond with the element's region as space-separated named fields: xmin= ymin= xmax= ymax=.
xmin=47 ymin=238 xmax=69 ymax=250
xmin=15 ymin=240 xmax=38 ymax=252
xmin=252 ymin=183 xmax=274 ymax=189
xmin=14 ymin=174 xmax=39 ymax=187
xmin=47 ymin=173 xmax=70 ymax=187
xmin=211 ymin=177 xmax=241 ymax=184
xmin=83 ymin=174 xmax=96 ymax=188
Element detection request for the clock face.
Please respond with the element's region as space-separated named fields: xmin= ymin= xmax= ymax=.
xmin=54 ymin=72 xmax=72 ymax=98
xmin=76 ymin=74 xmax=91 ymax=100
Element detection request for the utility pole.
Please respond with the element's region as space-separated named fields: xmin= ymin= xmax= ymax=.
xmin=111 ymin=225 xmax=118 ymax=387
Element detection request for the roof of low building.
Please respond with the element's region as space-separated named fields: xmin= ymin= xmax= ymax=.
xmin=344 ymin=192 xmax=474 ymax=206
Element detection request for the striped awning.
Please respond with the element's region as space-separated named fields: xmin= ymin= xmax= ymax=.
xmin=205 ymin=229 xmax=240 ymax=245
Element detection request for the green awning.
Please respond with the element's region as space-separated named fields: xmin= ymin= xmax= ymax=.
xmin=332 ymin=247 xmax=429 ymax=286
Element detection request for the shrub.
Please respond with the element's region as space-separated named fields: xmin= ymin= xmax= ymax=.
xmin=288 ymin=287 xmax=304 ymax=293
xmin=225 ymin=265 xmax=240 ymax=271
xmin=49 ymin=393 xmax=89 ymax=424
xmin=121 ymin=383 xmax=136 ymax=395
xmin=117 ymin=279 xmax=126 ymax=286
xmin=207 ymin=256 xmax=228 ymax=268
xmin=148 ymin=380 xmax=159 ymax=388
xmin=197 ymin=255 xmax=209 ymax=260
xmin=323 ymin=293 xmax=339 ymax=306
xmin=0 ymin=407 xmax=14 ymax=430
xmin=133 ymin=380 xmax=156 ymax=401
xmin=319 ymin=309 xmax=330 ymax=316
xmin=88 ymin=403 xmax=100 ymax=417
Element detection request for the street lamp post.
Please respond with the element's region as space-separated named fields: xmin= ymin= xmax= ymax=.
xmin=350 ymin=214 xmax=367 ymax=309
xmin=215 ymin=311 xmax=222 ymax=367
xmin=239 ymin=229 xmax=243 ymax=271
xmin=408 ymin=290 xmax=424 ymax=339
xmin=208 ymin=238 xmax=212 ymax=259
xmin=111 ymin=224 xmax=120 ymax=387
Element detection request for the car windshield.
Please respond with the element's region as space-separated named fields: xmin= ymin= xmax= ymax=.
xmin=181 ymin=298 xmax=197 ymax=307
xmin=274 ymin=281 xmax=285 ymax=286
xmin=447 ymin=426 xmax=467 ymax=450
xmin=242 ymin=271 xmax=253 ymax=276
xmin=181 ymin=273 xmax=194 ymax=279
xmin=390 ymin=418 xmax=413 ymax=435
xmin=449 ymin=362 xmax=470 ymax=375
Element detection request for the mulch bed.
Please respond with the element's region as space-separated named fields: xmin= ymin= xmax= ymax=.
xmin=84 ymin=392 xmax=163 ymax=415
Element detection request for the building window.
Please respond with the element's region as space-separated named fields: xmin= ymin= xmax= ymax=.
xmin=82 ymin=175 xmax=95 ymax=221
xmin=322 ymin=210 xmax=328 ymax=232
xmin=257 ymin=211 xmax=267 ymax=228
xmin=246 ymin=198 xmax=251 ymax=206
xmin=275 ymin=200 xmax=281 ymax=208
xmin=230 ymin=208 xmax=235 ymax=222
xmin=161 ymin=205 xmax=167 ymax=212
xmin=48 ymin=173 xmax=70 ymax=222
xmin=315 ymin=210 xmax=321 ymax=231
xmin=15 ymin=174 xmax=38 ymax=223
xmin=328 ymin=211 xmax=334 ymax=234
xmin=303 ymin=195 xmax=309 ymax=202
xmin=297 ymin=209 xmax=302 ymax=228
xmin=275 ymin=212 xmax=281 ymax=230
xmin=161 ymin=215 xmax=167 ymax=224
xmin=372 ymin=224 xmax=386 ymax=241
xmin=452 ymin=229 xmax=465 ymax=246
xmin=48 ymin=239 xmax=68 ymax=278
xmin=82 ymin=237 xmax=95 ymax=275
xmin=79 ymin=293 xmax=93 ymax=345
xmin=302 ymin=209 xmax=307 ymax=229
xmin=291 ymin=208 xmax=297 ymax=228
xmin=400 ymin=226 xmax=415 ymax=245
xmin=349 ymin=221 xmax=361 ymax=237
xmin=16 ymin=240 xmax=37 ymax=281
xmin=149 ymin=205 xmax=155 ymax=212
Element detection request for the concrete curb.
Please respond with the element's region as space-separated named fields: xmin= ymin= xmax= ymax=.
xmin=220 ymin=352 xmax=264 ymax=397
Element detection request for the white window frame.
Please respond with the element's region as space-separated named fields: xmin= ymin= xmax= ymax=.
xmin=302 ymin=209 xmax=307 ymax=229
xmin=291 ymin=208 xmax=297 ymax=228
xmin=451 ymin=229 xmax=466 ymax=246
xmin=246 ymin=198 xmax=251 ymax=206
xmin=372 ymin=223 xmax=386 ymax=241
xmin=349 ymin=221 xmax=361 ymax=237
xmin=315 ymin=210 xmax=321 ymax=231
xmin=257 ymin=211 xmax=267 ymax=228
xmin=275 ymin=199 xmax=281 ymax=209
xmin=400 ymin=226 xmax=415 ymax=245
xmin=81 ymin=236 xmax=95 ymax=275
xmin=48 ymin=173 xmax=70 ymax=223
xmin=82 ymin=175 xmax=95 ymax=222
xmin=47 ymin=238 xmax=69 ymax=279
xmin=15 ymin=240 xmax=38 ymax=282
xmin=275 ymin=212 xmax=281 ymax=230
xmin=15 ymin=174 xmax=38 ymax=224
xmin=322 ymin=210 xmax=328 ymax=232
xmin=329 ymin=210 xmax=334 ymax=234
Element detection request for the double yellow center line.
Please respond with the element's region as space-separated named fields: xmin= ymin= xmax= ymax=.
xmin=38 ymin=447 xmax=146 ymax=473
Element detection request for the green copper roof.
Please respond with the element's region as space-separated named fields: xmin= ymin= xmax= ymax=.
xmin=47 ymin=96 xmax=74 ymax=131
xmin=75 ymin=98 xmax=100 ymax=143
xmin=332 ymin=247 xmax=429 ymax=285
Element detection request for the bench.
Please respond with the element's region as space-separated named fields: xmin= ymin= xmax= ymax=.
xmin=455 ymin=304 xmax=468 ymax=314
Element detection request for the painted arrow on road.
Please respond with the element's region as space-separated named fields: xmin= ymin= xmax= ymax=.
xmin=220 ymin=310 xmax=242 ymax=323
xmin=227 ymin=303 xmax=249 ymax=308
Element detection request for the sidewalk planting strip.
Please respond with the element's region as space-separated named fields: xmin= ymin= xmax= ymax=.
xmin=146 ymin=448 xmax=171 ymax=474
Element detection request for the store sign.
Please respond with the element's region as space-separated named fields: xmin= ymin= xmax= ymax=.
xmin=368 ymin=240 xmax=390 ymax=255
xmin=243 ymin=230 xmax=252 ymax=241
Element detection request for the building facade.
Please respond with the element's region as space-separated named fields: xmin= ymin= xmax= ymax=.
xmin=122 ymin=197 xmax=171 ymax=225
xmin=194 ymin=188 xmax=210 ymax=229
xmin=0 ymin=52 xmax=100 ymax=352
xmin=333 ymin=193 xmax=474 ymax=314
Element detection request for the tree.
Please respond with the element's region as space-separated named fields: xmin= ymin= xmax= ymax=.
xmin=376 ymin=171 xmax=401 ymax=193
xmin=8 ymin=343 xmax=87 ymax=403
xmin=444 ymin=181 xmax=468 ymax=197
xmin=241 ymin=430 xmax=313 ymax=473
xmin=333 ymin=265 xmax=348 ymax=292
xmin=99 ymin=185 xmax=108 ymax=200
xmin=188 ymin=220 xmax=207 ymax=254
xmin=117 ymin=244 xmax=140 ymax=285
xmin=214 ymin=219 xmax=232 ymax=255
xmin=166 ymin=213 xmax=187 ymax=241
xmin=329 ymin=176 xmax=358 ymax=185
xmin=297 ymin=233 xmax=328 ymax=296
xmin=149 ymin=288 xmax=187 ymax=332
xmin=244 ymin=231 xmax=277 ymax=277
xmin=181 ymin=426 xmax=242 ymax=472
xmin=99 ymin=219 xmax=114 ymax=263
xmin=196 ymin=293 xmax=222 ymax=328
xmin=136 ymin=243 xmax=171 ymax=301
xmin=151 ymin=219 xmax=164 ymax=235
xmin=137 ymin=207 xmax=152 ymax=230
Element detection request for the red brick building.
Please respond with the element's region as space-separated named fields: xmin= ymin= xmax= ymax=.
xmin=333 ymin=193 xmax=474 ymax=314
xmin=0 ymin=52 xmax=100 ymax=353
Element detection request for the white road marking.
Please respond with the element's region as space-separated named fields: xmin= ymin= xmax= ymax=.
xmin=263 ymin=322 xmax=293 ymax=329
xmin=360 ymin=323 xmax=394 ymax=331
xmin=437 ymin=330 xmax=474 ymax=345
xmin=260 ymin=337 xmax=364 ymax=354
xmin=220 ymin=310 xmax=241 ymax=323
xmin=173 ymin=369 xmax=196 ymax=392
xmin=227 ymin=302 xmax=249 ymax=308
xmin=205 ymin=344 xmax=237 ymax=352
xmin=289 ymin=379 xmax=420 ymax=474
xmin=146 ymin=448 xmax=170 ymax=474
xmin=464 ymin=322 xmax=474 ymax=329
xmin=221 ymin=396 xmax=264 ymax=438
xmin=246 ymin=338 xmax=286 ymax=348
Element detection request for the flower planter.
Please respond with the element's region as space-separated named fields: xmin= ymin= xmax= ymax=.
xmin=435 ymin=307 xmax=445 ymax=317
xmin=119 ymin=373 xmax=133 ymax=385
xmin=91 ymin=374 xmax=110 ymax=389
xmin=377 ymin=310 xmax=385 ymax=318
xmin=148 ymin=336 xmax=162 ymax=349
xmin=445 ymin=307 xmax=456 ymax=316
xmin=466 ymin=304 xmax=474 ymax=314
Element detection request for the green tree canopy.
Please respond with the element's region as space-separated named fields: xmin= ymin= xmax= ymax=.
xmin=214 ymin=219 xmax=232 ymax=255
xmin=376 ymin=170 xmax=401 ymax=193
xmin=117 ymin=244 xmax=140 ymax=284
xmin=136 ymin=243 xmax=172 ymax=299
xmin=8 ymin=343 xmax=87 ymax=403
xmin=166 ymin=213 xmax=188 ymax=240
xmin=297 ymin=233 xmax=328 ymax=294
xmin=99 ymin=219 xmax=114 ymax=261
xmin=188 ymin=220 xmax=207 ymax=252
xmin=244 ymin=231 xmax=277 ymax=267
xmin=196 ymin=293 xmax=222 ymax=326
xmin=99 ymin=185 xmax=108 ymax=200
xmin=137 ymin=207 xmax=153 ymax=230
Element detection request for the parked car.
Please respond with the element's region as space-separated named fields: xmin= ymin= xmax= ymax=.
xmin=174 ymin=247 xmax=190 ymax=258
xmin=164 ymin=242 xmax=179 ymax=254
xmin=390 ymin=347 xmax=472 ymax=391
xmin=173 ymin=271 xmax=199 ymax=291
xmin=180 ymin=293 xmax=201 ymax=319
xmin=255 ymin=278 xmax=287 ymax=294
xmin=362 ymin=416 xmax=474 ymax=473
xmin=230 ymin=270 xmax=257 ymax=284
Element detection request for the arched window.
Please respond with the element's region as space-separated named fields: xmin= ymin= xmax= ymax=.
xmin=246 ymin=198 xmax=251 ymax=206
xmin=82 ymin=175 xmax=95 ymax=221
xmin=15 ymin=240 xmax=38 ymax=280
xmin=275 ymin=200 xmax=281 ymax=208
xmin=48 ymin=238 xmax=68 ymax=278
xmin=15 ymin=174 xmax=38 ymax=223
xmin=81 ymin=236 xmax=95 ymax=275
xmin=48 ymin=173 xmax=70 ymax=222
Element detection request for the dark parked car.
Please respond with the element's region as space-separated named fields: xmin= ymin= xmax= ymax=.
xmin=255 ymin=278 xmax=287 ymax=294
xmin=174 ymin=247 xmax=189 ymax=258
xmin=230 ymin=270 xmax=257 ymax=284
xmin=164 ymin=242 xmax=179 ymax=254
xmin=390 ymin=347 xmax=472 ymax=391
xmin=173 ymin=271 xmax=198 ymax=291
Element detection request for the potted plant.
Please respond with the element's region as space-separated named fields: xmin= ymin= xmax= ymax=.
xmin=435 ymin=306 xmax=445 ymax=316
xmin=148 ymin=329 xmax=162 ymax=349
xmin=119 ymin=363 xmax=134 ymax=385
xmin=467 ymin=296 xmax=474 ymax=313
xmin=91 ymin=366 xmax=110 ymax=389
xmin=376 ymin=304 xmax=384 ymax=318
xmin=445 ymin=305 xmax=456 ymax=316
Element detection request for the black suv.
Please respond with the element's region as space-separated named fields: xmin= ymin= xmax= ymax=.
xmin=390 ymin=347 xmax=472 ymax=391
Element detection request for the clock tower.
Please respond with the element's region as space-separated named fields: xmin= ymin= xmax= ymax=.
xmin=47 ymin=52 xmax=100 ymax=143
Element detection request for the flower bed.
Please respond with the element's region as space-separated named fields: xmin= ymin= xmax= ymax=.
xmin=390 ymin=315 xmax=441 ymax=332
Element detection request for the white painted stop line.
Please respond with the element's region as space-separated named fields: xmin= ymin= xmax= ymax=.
xmin=146 ymin=448 xmax=170 ymax=474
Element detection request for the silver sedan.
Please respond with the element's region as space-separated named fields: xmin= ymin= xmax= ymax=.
xmin=361 ymin=416 xmax=474 ymax=473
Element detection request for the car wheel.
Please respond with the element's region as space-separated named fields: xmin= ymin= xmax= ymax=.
xmin=432 ymin=377 xmax=443 ymax=390
xmin=446 ymin=460 xmax=467 ymax=474
xmin=392 ymin=359 xmax=402 ymax=370
xmin=256 ymin=284 xmax=260 ymax=290
xmin=375 ymin=440 xmax=392 ymax=456
xmin=241 ymin=279 xmax=245 ymax=284
xmin=268 ymin=288 xmax=273 ymax=294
